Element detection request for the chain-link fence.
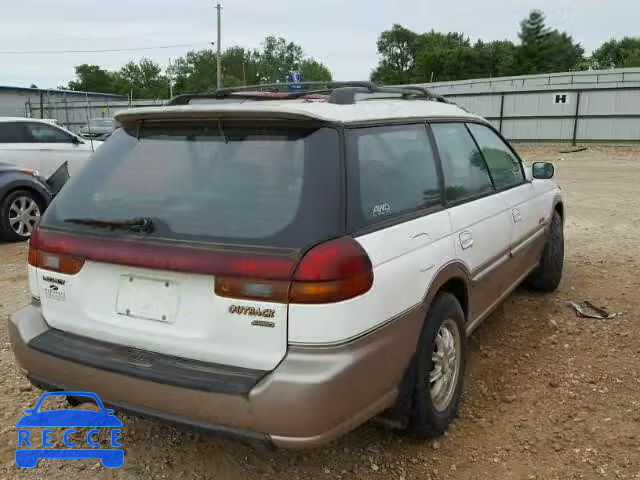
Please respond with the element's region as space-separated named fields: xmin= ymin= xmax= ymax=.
xmin=26 ymin=99 xmax=165 ymax=133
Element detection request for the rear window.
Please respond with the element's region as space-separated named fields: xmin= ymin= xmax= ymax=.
xmin=42 ymin=123 xmax=342 ymax=249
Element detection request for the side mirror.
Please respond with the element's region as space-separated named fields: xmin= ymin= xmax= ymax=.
xmin=71 ymin=136 xmax=83 ymax=145
xmin=532 ymin=162 xmax=555 ymax=180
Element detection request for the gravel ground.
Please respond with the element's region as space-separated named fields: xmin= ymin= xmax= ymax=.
xmin=0 ymin=144 xmax=639 ymax=480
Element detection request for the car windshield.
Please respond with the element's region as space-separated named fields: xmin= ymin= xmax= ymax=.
xmin=90 ymin=119 xmax=113 ymax=128
xmin=42 ymin=122 xmax=342 ymax=249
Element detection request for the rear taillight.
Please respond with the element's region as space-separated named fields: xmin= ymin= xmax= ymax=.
xmin=215 ymin=237 xmax=373 ymax=304
xmin=29 ymin=229 xmax=373 ymax=303
xmin=28 ymin=229 xmax=296 ymax=278
xmin=289 ymin=237 xmax=373 ymax=303
xmin=28 ymin=229 xmax=85 ymax=275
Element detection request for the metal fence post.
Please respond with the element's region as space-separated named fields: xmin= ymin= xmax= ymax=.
xmin=499 ymin=93 xmax=505 ymax=133
xmin=572 ymin=91 xmax=582 ymax=146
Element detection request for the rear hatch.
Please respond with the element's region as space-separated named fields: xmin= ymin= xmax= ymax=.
xmin=32 ymin=120 xmax=342 ymax=370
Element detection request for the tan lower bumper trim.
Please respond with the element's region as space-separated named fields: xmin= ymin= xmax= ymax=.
xmin=9 ymin=303 xmax=425 ymax=448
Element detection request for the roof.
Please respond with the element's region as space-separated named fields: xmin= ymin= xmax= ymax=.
xmin=0 ymin=85 xmax=126 ymax=98
xmin=0 ymin=116 xmax=66 ymax=124
xmin=115 ymin=98 xmax=481 ymax=125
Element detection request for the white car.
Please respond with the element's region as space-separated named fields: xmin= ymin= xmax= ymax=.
xmin=0 ymin=117 xmax=101 ymax=178
xmin=10 ymin=83 xmax=564 ymax=449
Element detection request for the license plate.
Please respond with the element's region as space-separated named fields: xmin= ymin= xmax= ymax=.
xmin=116 ymin=276 xmax=179 ymax=323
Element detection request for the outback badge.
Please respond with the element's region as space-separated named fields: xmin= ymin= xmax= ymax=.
xmin=228 ymin=305 xmax=276 ymax=319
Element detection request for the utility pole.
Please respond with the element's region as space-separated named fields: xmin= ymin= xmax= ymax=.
xmin=216 ymin=2 xmax=222 ymax=89
xmin=168 ymin=57 xmax=174 ymax=98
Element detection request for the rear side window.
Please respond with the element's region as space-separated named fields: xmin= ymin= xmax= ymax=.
xmin=26 ymin=123 xmax=73 ymax=143
xmin=430 ymin=123 xmax=494 ymax=203
xmin=467 ymin=123 xmax=525 ymax=190
xmin=0 ymin=122 xmax=29 ymax=143
xmin=42 ymin=124 xmax=342 ymax=249
xmin=347 ymin=124 xmax=442 ymax=229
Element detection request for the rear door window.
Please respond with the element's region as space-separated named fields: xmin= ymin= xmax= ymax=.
xmin=430 ymin=123 xmax=494 ymax=203
xmin=42 ymin=123 xmax=342 ymax=249
xmin=346 ymin=124 xmax=442 ymax=229
xmin=466 ymin=123 xmax=525 ymax=190
xmin=0 ymin=122 xmax=30 ymax=143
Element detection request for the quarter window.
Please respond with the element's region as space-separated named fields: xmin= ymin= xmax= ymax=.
xmin=26 ymin=123 xmax=73 ymax=143
xmin=430 ymin=123 xmax=494 ymax=203
xmin=347 ymin=124 xmax=442 ymax=228
xmin=467 ymin=123 xmax=525 ymax=190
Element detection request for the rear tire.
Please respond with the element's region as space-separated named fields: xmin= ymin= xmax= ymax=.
xmin=406 ymin=292 xmax=467 ymax=438
xmin=0 ymin=190 xmax=43 ymax=242
xmin=526 ymin=211 xmax=564 ymax=292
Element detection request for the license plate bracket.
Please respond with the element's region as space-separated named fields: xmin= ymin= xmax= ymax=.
xmin=116 ymin=276 xmax=179 ymax=323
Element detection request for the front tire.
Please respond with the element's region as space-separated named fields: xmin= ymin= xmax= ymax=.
xmin=0 ymin=190 xmax=43 ymax=242
xmin=407 ymin=292 xmax=467 ymax=437
xmin=526 ymin=211 xmax=564 ymax=292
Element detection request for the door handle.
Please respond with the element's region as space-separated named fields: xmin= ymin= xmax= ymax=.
xmin=459 ymin=231 xmax=474 ymax=250
xmin=512 ymin=208 xmax=522 ymax=224
xmin=412 ymin=232 xmax=431 ymax=241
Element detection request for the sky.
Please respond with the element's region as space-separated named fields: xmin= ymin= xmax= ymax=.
xmin=1 ymin=0 xmax=639 ymax=89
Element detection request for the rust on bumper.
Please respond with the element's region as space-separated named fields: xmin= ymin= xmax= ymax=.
xmin=9 ymin=304 xmax=424 ymax=449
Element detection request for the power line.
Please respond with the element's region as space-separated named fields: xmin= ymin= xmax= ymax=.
xmin=0 ymin=43 xmax=206 ymax=55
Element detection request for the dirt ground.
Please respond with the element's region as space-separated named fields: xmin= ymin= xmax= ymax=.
xmin=0 ymin=144 xmax=638 ymax=480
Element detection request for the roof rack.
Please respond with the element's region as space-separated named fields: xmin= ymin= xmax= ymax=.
xmin=166 ymin=82 xmax=450 ymax=106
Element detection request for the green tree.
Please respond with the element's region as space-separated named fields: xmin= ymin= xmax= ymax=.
xmin=515 ymin=10 xmax=584 ymax=74
xmin=371 ymin=26 xmax=517 ymax=84
xmin=414 ymin=31 xmax=474 ymax=82
xmin=221 ymin=46 xmax=254 ymax=87
xmin=299 ymin=59 xmax=332 ymax=82
xmin=371 ymin=25 xmax=420 ymax=84
xmin=68 ymin=64 xmax=116 ymax=93
xmin=169 ymin=49 xmax=218 ymax=94
xmin=254 ymin=36 xmax=304 ymax=83
xmin=169 ymin=36 xmax=333 ymax=93
xmin=112 ymin=58 xmax=169 ymax=99
xmin=471 ymin=40 xmax=517 ymax=78
xmin=592 ymin=37 xmax=640 ymax=69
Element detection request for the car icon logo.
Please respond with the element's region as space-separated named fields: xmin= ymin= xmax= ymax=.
xmin=15 ymin=391 xmax=123 ymax=469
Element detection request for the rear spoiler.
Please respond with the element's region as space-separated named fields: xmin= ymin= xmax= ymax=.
xmin=46 ymin=162 xmax=70 ymax=196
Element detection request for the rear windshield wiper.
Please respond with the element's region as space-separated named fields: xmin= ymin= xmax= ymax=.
xmin=64 ymin=217 xmax=154 ymax=234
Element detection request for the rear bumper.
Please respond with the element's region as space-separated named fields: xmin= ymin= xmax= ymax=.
xmin=9 ymin=305 xmax=424 ymax=449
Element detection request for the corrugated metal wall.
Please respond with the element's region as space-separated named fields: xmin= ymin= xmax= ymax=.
xmin=413 ymin=68 xmax=640 ymax=142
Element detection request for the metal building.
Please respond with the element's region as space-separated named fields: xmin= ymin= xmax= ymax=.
xmin=415 ymin=68 xmax=640 ymax=143
xmin=0 ymin=85 xmax=126 ymax=119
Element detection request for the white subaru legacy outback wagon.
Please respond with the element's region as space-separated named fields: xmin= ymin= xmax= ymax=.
xmin=10 ymin=82 xmax=564 ymax=449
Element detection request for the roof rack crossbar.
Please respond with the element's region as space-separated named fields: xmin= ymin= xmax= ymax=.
xmin=166 ymin=82 xmax=378 ymax=106
xmin=165 ymin=82 xmax=450 ymax=107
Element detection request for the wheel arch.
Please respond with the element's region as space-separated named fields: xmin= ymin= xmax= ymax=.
xmin=552 ymin=195 xmax=565 ymax=224
xmin=382 ymin=262 xmax=471 ymax=426
xmin=3 ymin=185 xmax=48 ymax=210
xmin=422 ymin=262 xmax=471 ymax=323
